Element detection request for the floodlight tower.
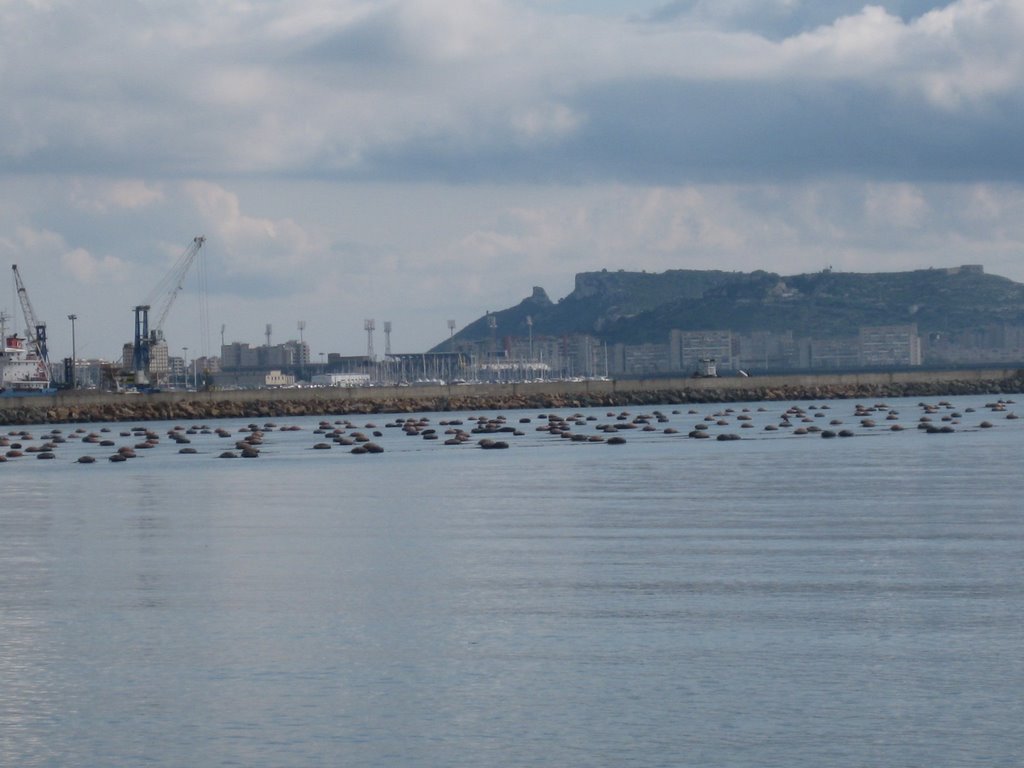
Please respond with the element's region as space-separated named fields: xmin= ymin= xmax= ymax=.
xmin=297 ymin=320 xmax=306 ymax=345
xmin=383 ymin=321 xmax=392 ymax=357
xmin=364 ymin=319 xmax=375 ymax=360
xmin=447 ymin=319 xmax=456 ymax=347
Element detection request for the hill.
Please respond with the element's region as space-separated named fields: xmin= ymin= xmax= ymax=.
xmin=433 ymin=265 xmax=1024 ymax=349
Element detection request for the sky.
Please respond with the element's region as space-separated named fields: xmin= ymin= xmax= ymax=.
xmin=2 ymin=0 xmax=1023 ymax=361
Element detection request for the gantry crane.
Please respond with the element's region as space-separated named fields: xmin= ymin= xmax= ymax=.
xmin=11 ymin=264 xmax=52 ymax=383
xmin=133 ymin=236 xmax=205 ymax=385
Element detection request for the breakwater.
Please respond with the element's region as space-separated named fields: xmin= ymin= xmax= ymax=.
xmin=2 ymin=369 xmax=1023 ymax=425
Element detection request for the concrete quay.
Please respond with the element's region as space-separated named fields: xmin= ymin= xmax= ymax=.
xmin=2 ymin=368 xmax=1023 ymax=426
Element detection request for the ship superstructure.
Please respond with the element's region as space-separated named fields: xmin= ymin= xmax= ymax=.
xmin=0 ymin=330 xmax=53 ymax=392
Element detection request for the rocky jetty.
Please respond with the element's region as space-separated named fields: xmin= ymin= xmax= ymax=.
xmin=2 ymin=373 xmax=1023 ymax=426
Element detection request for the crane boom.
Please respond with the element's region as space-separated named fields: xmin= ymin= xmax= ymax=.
xmin=148 ymin=236 xmax=206 ymax=333
xmin=11 ymin=265 xmax=51 ymax=377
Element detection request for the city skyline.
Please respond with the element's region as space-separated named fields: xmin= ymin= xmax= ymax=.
xmin=2 ymin=0 xmax=1023 ymax=361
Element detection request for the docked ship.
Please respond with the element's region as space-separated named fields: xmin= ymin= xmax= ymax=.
xmin=3 ymin=265 xmax=56 ymax=395
xmin=0 ymin=333 xmax=54 ymax=394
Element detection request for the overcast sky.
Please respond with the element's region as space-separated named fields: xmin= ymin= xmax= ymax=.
xmin=2 ymin=0 xmax=1022 ymax=360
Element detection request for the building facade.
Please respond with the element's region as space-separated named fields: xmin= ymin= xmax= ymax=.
xmin=669 ymin=329 xmax=736 ymax=372
xmin=858 ymin=324 xmax=922 ymax=367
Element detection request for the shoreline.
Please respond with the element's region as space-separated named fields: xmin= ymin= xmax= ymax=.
xmin=2 ymin=369 xmax=1023 ymax=425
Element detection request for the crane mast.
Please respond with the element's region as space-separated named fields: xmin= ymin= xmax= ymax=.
xmin=11 ymin=264 xmax=52 ymax=382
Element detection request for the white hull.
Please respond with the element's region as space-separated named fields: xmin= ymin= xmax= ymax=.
xmin=0 ymin=335 xmax=52 ymax=391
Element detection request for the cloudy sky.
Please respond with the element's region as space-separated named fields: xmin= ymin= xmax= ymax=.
xmin=2 ymin=0 xmax=1022 ymax=360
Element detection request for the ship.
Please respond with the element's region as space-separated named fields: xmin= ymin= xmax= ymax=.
xmin=3 ymin=266 xmax=56 ymax=396
xmin=0 ymin=333 xmax=54 ymax=395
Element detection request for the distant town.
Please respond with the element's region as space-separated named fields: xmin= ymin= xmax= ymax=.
xmin=34 ymin=315 xmax=1022 ymax=393
xmin=5 ymin=261 xmax=1024 ymax=394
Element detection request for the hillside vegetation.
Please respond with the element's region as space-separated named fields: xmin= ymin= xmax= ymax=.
xmin=437 ymin=266 xmax=1024 ymax=347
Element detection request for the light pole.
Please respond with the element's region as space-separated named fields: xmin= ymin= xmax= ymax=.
xmin=67 ymin=314 xmax=77 ymax=389
xmin=182 ymin=347 xmax=188 ymax=390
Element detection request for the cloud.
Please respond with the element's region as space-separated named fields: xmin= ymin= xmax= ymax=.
xmin=69 ymin=180 xmax=165 ymax=213
xmin=1 ymin=0 xmax=1020 ymax=184
xmin=183 ymin=181 xmax=325 ymax=286
xmin=864 ymin=183 xmax=930 ymax=228
xmin=60 ymin=247 xmax=129 ymax=284
xmin=0 ymin=225 xmax=128 ymax=284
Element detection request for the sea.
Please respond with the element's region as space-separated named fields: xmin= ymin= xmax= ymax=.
xmin=1 ymin=393 xmax=1022 ymax=767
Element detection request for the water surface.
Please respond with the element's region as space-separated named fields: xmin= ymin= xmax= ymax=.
xmin=2 ymin=395 xmax=1022 ymax=766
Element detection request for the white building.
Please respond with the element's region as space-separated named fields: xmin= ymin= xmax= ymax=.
xmin=670 ymin=329 xmax=735 ymax=372
xmin=311 ymin=373 xmax=371 ymax=387
xmin=859 ymin=325 xmax=922 ymax=367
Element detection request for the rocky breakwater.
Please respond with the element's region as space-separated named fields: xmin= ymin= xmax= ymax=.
xmin=2 ymin=373 xmax=1023 ymax=426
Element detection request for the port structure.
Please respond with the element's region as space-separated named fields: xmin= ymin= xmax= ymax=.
xmin=12 ymin=264 xmax=52 ymax=384
xmin=364 ymin=319 xmax=375 ymax=361
xmin=132 ymin=236 xmax=205 ymax=386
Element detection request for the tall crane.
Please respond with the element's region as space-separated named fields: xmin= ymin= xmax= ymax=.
xmin=133 ymin=236 xmax=205 ymax=385
xmin=11 ymin=264 xmax=52 ymax=383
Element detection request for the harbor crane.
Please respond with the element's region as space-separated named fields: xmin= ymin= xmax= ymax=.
xmin=11 ymin=264 xmax=52 ymax=383
xmin=133 ymin=236 xmax=205 ymax=385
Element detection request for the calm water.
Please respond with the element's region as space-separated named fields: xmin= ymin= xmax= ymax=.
xmin=2 ymin=395 xmax=1023 ymax=767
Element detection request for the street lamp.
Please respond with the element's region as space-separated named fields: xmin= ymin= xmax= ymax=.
xmin=67 ymin=314 xmax=77 ymax=389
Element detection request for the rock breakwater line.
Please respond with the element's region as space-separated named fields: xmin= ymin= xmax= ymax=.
xmin=3 ymin=375 xmax=1023 ymax=426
